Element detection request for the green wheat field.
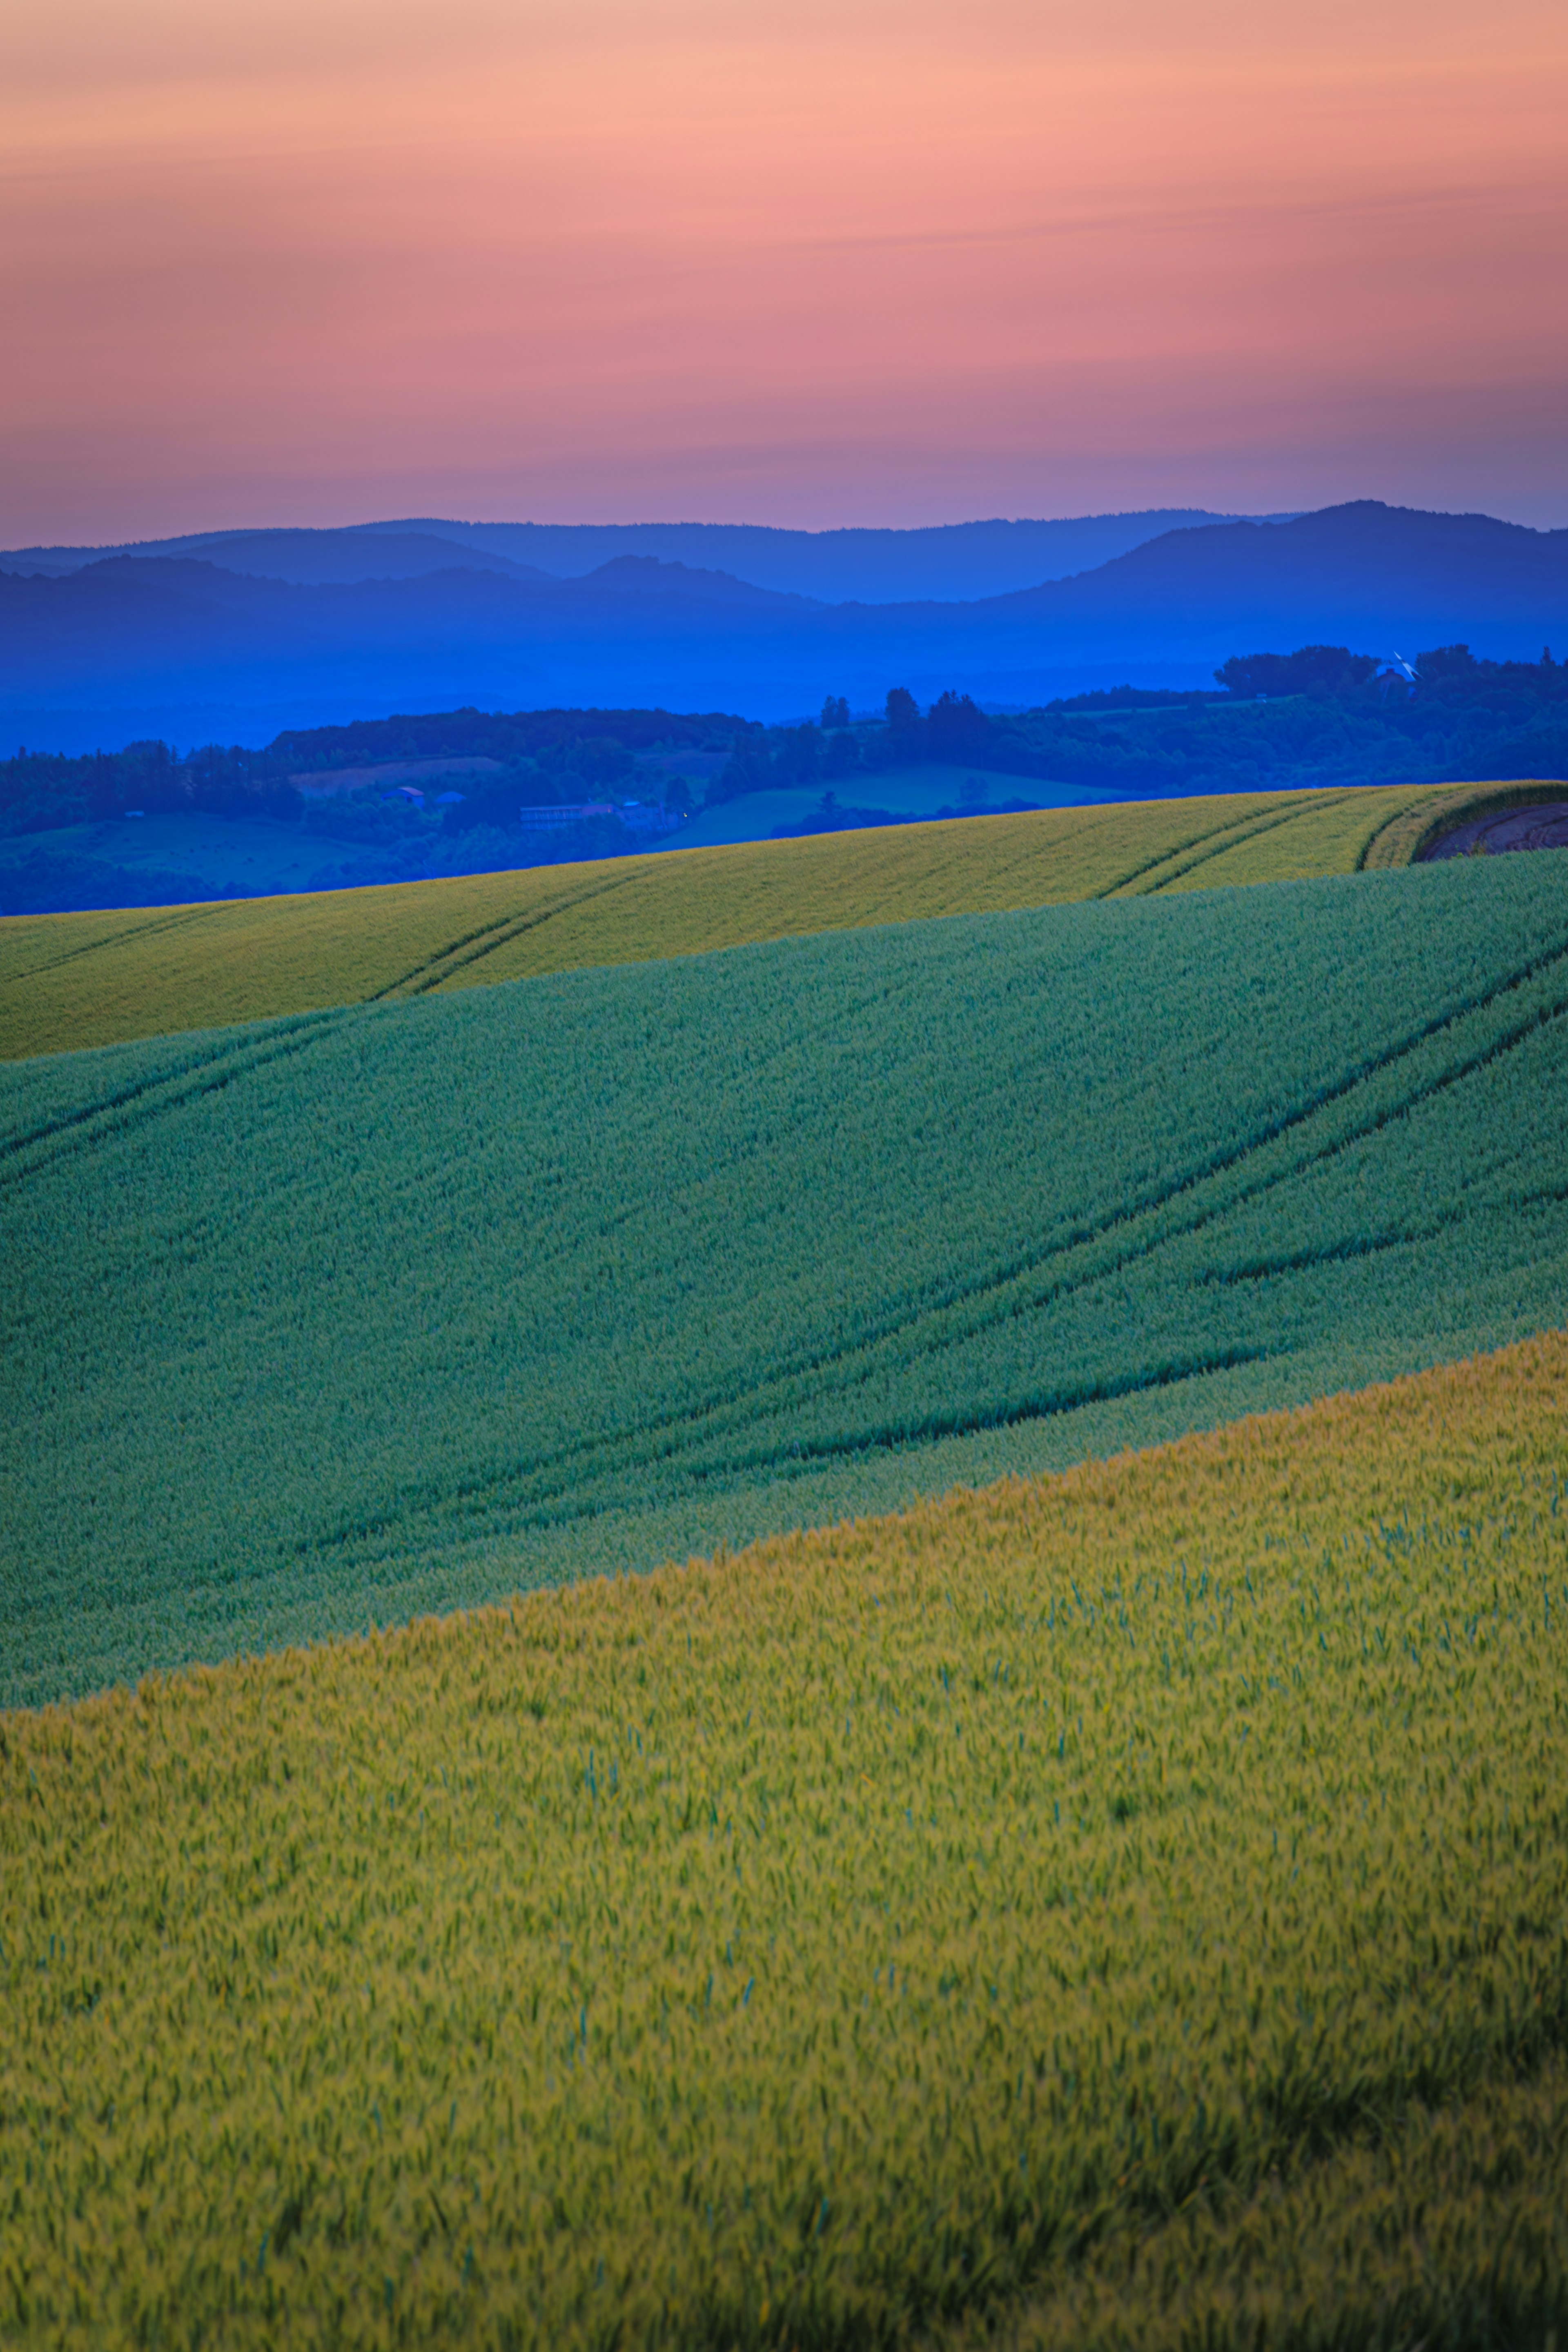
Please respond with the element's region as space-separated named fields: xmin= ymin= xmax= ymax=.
xmin=2 ymin=792 xmax=1567 ymax=2348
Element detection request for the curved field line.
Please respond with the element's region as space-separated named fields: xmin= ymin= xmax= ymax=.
xmin=0 ymin=901 xmax=225 ymax=989
xmin=1357 ymin=786 xmax=1468 ymax=871
xmin=1078 ymin=800 xmax=1307 ymax=901
xmin=358 ymin=909 xmax=541 ymax=1002
xmin=362 ymin=865 xmax=659 ymax=1003
xmin=513 ymin=968 xmax=1568 ymax=1497
xmin=1361 ymin=780 xmax=1568 ymax=871
xmin=271 ymin=1340 xmax=1291 ymax=1580
xmin=0 ymin=1009 xmax=351 ymax=1194
xmin=336 ymin=972 xmax=1568 ymax=1548
xmin=277 ymin=937 xmax=1568 ymax=1558
xmin=524 ymin=926 xmax=1568 ymax=1466
xmin=1107 ymin=793 xmax=1362 ymax=898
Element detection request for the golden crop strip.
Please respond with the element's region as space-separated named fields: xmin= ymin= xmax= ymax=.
xmin=0 ymin=780 xmax=1489 ymax=1063
xmin=3 ymin=1331 xmax=1566 ymax=2349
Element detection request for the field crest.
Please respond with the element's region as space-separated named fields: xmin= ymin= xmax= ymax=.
xmin=0 ymin=779 xmax=1494 ymax=1061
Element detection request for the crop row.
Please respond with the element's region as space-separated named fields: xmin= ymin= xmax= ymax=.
xmin=937 ymin=2047 xmax=1568 ymax=2351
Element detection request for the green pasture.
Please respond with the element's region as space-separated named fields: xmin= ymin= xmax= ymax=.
xmin=0 ymin=808 xmax=339 ymax=901
xmin=4 ymin=853 xmax=1568 ymax=1709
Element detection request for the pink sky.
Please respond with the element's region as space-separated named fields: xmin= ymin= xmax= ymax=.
xmin=3 ymin=0 xmax=1565 ymax=542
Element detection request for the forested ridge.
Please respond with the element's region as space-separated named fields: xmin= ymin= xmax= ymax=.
xmin=5 ymin=643 xmax=1566 ymax=835
xmin=726 ymin=644 xmax=1568 ymax=802
xmin=2 ymin=642 xmax=1564 ymax=915
xmin=0 ymin=705 xmax=742 ymax=838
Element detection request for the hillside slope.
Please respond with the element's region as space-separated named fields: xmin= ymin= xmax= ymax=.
xmin=1004 ymin=499 xmax=1568 ymax=644
xmin=4 ymin=1332 xmax=1566 ymax=2349
xmin=4 ymin=855 xmax=1566 ymax=1709
xmin=0 ymin=780 xmax=1495 ymax=1062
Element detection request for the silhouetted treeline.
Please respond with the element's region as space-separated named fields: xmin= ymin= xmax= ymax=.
xmin=0 ymin=739 xmax=303 ymax=837
xmin=270 ymin=704 xmax=742 ymax=772
xmin=1216 ymin=640 xmax=1568 ymax=705
xmin=0 ymin=706 xmax=746 ymax=839
xmin=4 ymin=652 xmax=1565 ymax=854
xmin=712 ymin=646 xmax=1568 ymax=804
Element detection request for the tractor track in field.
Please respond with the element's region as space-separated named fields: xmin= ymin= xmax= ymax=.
xmin=0 ymin=900 xmax=226 ymax=989
xmin=1104 ymin=792 xmax=1364 ymax=898
xmin=1 ymin=789 xmax=1443 ymax=1067
xmin=361 ymin=863 xmax=660 ymax=1002
xmin=271 ymin=924 xmax=1568 ymax=1565
xmin=363 ymin=796 xmax=1360 ymax=1007
xmin=0 ymin=1008 xmax=350 ymax=1192
xmin=1087 ymin=793 xmax=1317 ymax=899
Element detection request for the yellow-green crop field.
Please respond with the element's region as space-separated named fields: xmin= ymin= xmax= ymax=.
xmin=942 ymin=2047 xmax=1568 ymax=2351
xmin=10 ymin=855 xmax=1568 ymax=1711
xmin=4 ymin=1332 xmax=1567 ymax=2350
xmin=1 ymin=775 xmax=1542 ymax=1062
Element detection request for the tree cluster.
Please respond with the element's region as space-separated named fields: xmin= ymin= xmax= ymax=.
xmin=708 ymin=644 xmax=1568 ymax=816
xmin=0 ymin=707 xmax=746 ymax=840
xmin=1216 ymin=646 xmax=1381 ymax=698
xmin=710 ymin=687 xmax=1011 ymax=804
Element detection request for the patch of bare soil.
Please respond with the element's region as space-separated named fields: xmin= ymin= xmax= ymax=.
xmin=1421 ymin=801 xmax=1568 ymax=859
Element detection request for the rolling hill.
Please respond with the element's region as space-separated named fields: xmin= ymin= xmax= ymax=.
xmin=1 ymin=508 xmax=1270 ymax=601
xmin=1004 ymin=499 xmax=1568 ymax=646
xmin=2 ymin=1324 xmax=1565 ymax=2348
xmin=0 ymin=777 xmax=1536 ymax=1064
xmin=4 ymin=807 xmax=1568 ymax=2350
xmin=94 ymin=528 xmax=558 ymax=587
xmin=5 ymin=852 xmax=1567 ymax=1711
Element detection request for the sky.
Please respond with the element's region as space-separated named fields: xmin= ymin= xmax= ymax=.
xmin=3 ymin=0 xmax=1566 ymax=544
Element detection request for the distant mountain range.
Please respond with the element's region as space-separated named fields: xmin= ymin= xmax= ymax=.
xmin=2 ymin=502 xmax=1564 ymax=753
xmin=3 ymin=510 xmax=1277 ymax=602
